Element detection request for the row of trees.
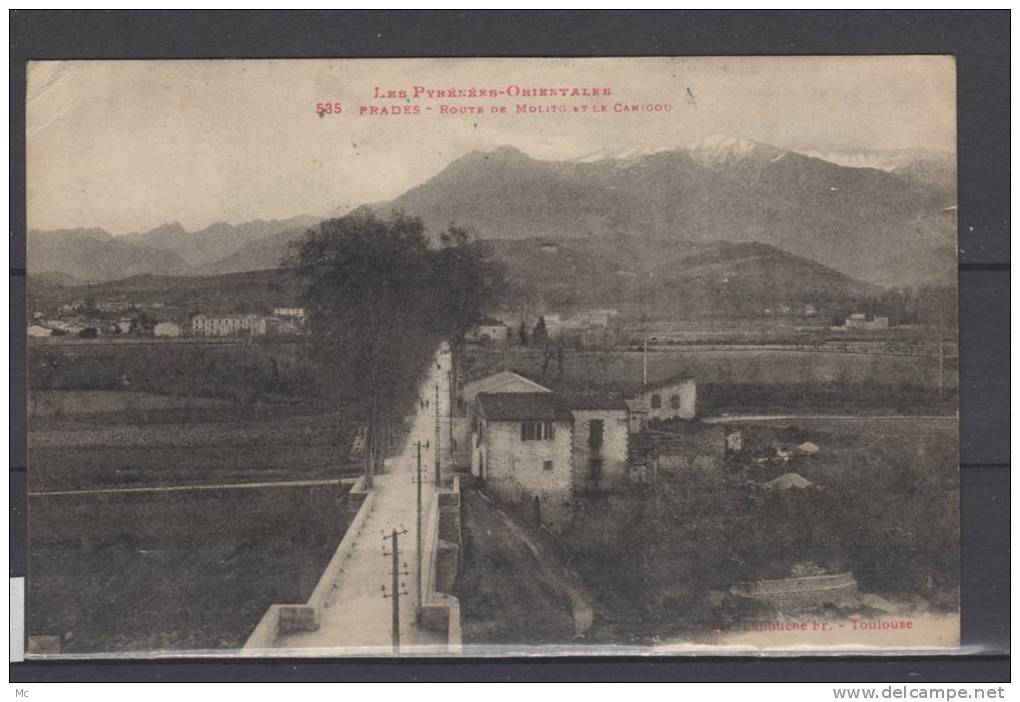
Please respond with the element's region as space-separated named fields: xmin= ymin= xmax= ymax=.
xmin=288 ymin=208 xmax=506 ymax=485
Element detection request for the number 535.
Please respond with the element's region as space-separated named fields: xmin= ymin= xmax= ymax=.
xmin=316 ymin=102 xmax=343 ymax=115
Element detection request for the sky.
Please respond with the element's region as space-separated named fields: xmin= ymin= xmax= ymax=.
xmin=26 ymin=56 xmax=956 ymax=234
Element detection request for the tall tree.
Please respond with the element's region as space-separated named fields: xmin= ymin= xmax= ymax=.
xmin=518 ymin=321 xmax=529 ymax=347
xmin=532 ymin=315 xmax=548 ymax=345
xmin=289 ymin=208 xmax=437 ymax=486
xmin=429 ymin=227 xmax=507 ymax=409
xmin=429 ymin=227 xmax=507 ymax=340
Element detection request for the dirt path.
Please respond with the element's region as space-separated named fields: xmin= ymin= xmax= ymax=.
xmin=456 ymin=489 xmax=593 ymax=646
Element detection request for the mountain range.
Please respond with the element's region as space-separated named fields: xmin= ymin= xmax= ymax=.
xmin=377 ymin=136 xmax=956 ymax=287
xmin=26 ymin=136 xmax=956 ymax=295
xmin=27 ymin=215 xmax=321 ymax=286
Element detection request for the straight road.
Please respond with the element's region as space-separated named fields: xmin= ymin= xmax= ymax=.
xmin=273 ymin=342 xmax=453 ymax=655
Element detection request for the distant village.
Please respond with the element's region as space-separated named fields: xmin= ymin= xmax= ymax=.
xmin=27 ymin=300 xmax=307 ymax=340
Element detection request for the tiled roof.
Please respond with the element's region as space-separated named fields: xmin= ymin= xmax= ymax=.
xmin=463 ymin=370 xmax=551 ymax=400
xmin=476 ymin=392 xmax=573 ymax=422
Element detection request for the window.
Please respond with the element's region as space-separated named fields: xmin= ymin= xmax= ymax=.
xmin=588 ymin=419 xmax=604 ymax=449
xmin=543 ymin=460 xmax=554 ymax=472
xmin=589 ymin=457 xmax=603 ymax=481
xmin=521 ymin=421 xmax=556 ymax=441
xmin=670 ymin=394 xmax=681 ymax=410
xmin=650 ymin=394 xmax=662 ymax=409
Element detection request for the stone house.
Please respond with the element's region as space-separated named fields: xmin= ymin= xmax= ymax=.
xmin=626 ymin=373 xmax=696 ymax=431
xmin=455 ymin=370 xmax=552 ymax=470
xmin=563 ymin=390 xmax=632 ymax=492
xmin=471 ymin=392 xmax=575 ymax=528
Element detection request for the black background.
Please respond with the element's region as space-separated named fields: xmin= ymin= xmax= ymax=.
xmin=9 ymin=9 xmax=1010 ymax=682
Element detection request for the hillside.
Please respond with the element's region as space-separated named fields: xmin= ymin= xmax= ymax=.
xmin=28 ymin=269 xmax=304 ymax=315
xmin=196 ymin=226 xmax=310 ymax=276
xmin=795 ymin=146 xmax=956 ymax=193
xmin=488 ymin=237 xmax=873 ymax=316
xmin=28 ymin=234 xmax=873 ymax=321
xmin=27 ymin=229 xmax=194 ymax=284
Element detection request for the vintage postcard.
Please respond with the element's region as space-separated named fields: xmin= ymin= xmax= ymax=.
xmin=24 ymin=57 xmax=959 ymax=657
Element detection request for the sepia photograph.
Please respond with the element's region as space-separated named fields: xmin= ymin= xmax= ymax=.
xmin=23 ymin=56 xmax=960 ymax=658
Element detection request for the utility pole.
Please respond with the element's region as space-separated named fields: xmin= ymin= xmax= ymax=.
xmin=643 ymin=336 xmax=648 ymax=387
xmin=381 ymin=528 xmax=408 ymax=655
xmin=363 ymin=425 xmax=373 ymax=489
xmin=937 ymin=335 xmax=945 ymax=400
xmin=415 ymin=441 xmax=423 ymax=618
xmin=434 ymin=382 xmax=441 ymax=487
xmin=448 ymin=368 xmax=454 ymax=461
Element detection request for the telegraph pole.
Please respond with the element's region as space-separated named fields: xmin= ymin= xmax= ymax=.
xmin=415 ymin=441 xmax=423 ymax=618
xmin=448 ymin=369 xmax=454 ymax=461
xmin=391 ymin=529 xmax=400 ymax=653
xmin=381 ymin=528 xmax=408 ymax=655
xmin=643 ymin=336 xmax=648 ymax=387
xmin=434 ymin=382 xmax=441 ymax=487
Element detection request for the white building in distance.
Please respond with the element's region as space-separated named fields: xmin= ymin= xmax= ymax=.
xmin=154 ymin=321 xmax=182 ymax=337
xmin=272 ymin=307 xmax=305 ymax=320
xmin=191 ymin=314 xmax=267 ymax=337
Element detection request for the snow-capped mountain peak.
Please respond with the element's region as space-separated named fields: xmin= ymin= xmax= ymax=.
xmin=687 ymin=134 xmax=784 ymax=166
xmin=572 ymin=145 xmax=679 ymax=163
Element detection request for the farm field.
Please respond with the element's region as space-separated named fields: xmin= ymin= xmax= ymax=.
xmin=27 ymin=389 xmax=359 ymax=492
xmin=26 ymin=388 xmax=362 ymax=654
xmin=465 ymin=346 xmax=957 ymax=416
xmin=28 ymin=483 xmax=353 ymax=654
xmin=468 ymin=346 xmax=956 ymax=390
xmin=29 ymin=444 xmax=346 ymax=493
